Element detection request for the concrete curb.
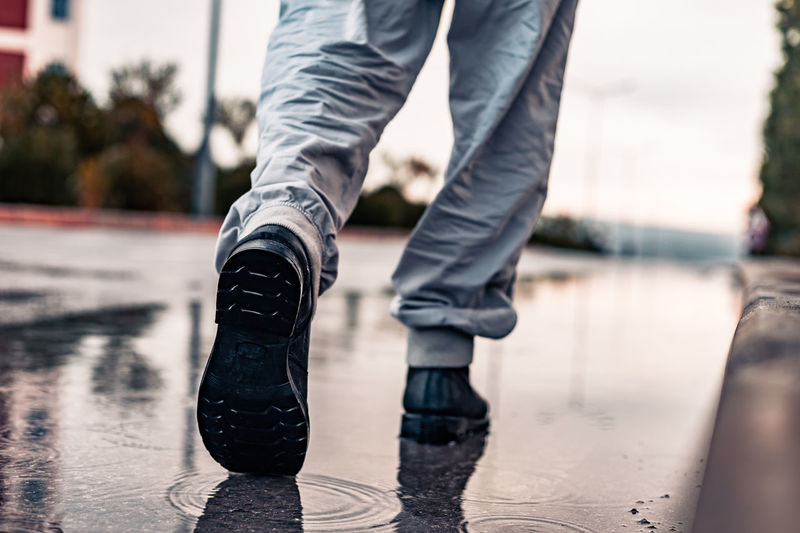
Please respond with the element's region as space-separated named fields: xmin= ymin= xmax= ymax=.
xmin=693 ymin=258 xmax=800 ymax=532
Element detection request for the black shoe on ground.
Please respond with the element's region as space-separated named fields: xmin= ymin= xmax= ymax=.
xmin=197 ymin=225 xmax=312 ymax=475
xmin=400 ymin=366 xmax=489 ymax=445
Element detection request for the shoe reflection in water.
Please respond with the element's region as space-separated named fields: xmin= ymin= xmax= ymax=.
xmin=393 ymin=432 xmax=488 ymax=531
xmin=194 ymin=433 xmax=486 ymax=532
xmin=195 ymin=475 xmax=303 ymax=532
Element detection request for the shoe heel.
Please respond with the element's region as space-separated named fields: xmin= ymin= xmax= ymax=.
xmin=215 ymin=246 xmax=303 ymax=335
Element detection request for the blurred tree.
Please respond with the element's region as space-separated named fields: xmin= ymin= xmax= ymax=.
xmin=215 ymin=159 xmax=254 ymax=216
xmin=0 ymin=125 xmax=79 ymax=205
xmin=78 ymin=142 xmax=184 ymax=211
xmin=346 ymin=154 xmax=435 ymax=229
xmin=0 ymin=70 xmax=107 ymax=204
xmin=381 ymin=153 xmax=437 ymax=198
xmin=109 ymin=60 xmax=181 ymax=118
xmin=210 ymin=98 xmax=257 ymax=214
xmin=529 ymin=215 xmax=606 ymax=253
xmin=348 ymin=185 xmax=426 ymax=229
xmin=1 ymin=64 xmax=192 ymax=211
xmin=215 ymin=97 xmax=256 ymax=158
xmin=77 ymin=96 xmax=191 ymax=212
xmin=758 ymin=0 xmax=800 ymax=254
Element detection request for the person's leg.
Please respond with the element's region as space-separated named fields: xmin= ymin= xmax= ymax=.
xmin=397 ymin=0 xmax=578 ymax=443
xmin=393 ymin=0 xmax=579 ymax=367
xmin=215 ymin=0 xmax=444 ymax=298
xmin=199 ymin=0 xmax=443 ymax=475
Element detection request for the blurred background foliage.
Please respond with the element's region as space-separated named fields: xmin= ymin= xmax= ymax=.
xmin=0 ymin=69 xmax=103 ymax=205
xmin=758 ymin=0 xmax=800 ymax=255
xmin=4 ymin=0 xmax=800 ymax=256
xmin=0 ymin=61 xmax=604 ymax=252
xmin=0 ymin=65 xmax=190 ymax=211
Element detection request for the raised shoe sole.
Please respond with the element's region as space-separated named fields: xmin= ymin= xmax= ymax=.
xmin=400 ymin=413 xmax=489 ymax=445
xmin=197 ymin=245 xmax=308 ymax=475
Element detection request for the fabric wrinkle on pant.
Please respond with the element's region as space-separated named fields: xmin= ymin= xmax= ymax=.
xmin=214 ymin=0 xmax=579 ymax=367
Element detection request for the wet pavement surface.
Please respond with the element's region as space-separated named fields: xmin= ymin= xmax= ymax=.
xmin=0 ymin=226 xmax=740 ymax=532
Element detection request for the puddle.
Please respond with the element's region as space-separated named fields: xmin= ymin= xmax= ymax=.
xmin=167 ymin=471 xmax=227 ymax=523
xmin=0 ymin=229 xmax=740 ymax=531
xmin=170 ymin=471 xmax=401 ymax=531
xmin=464 ymin=516 xmax=596 ymax=532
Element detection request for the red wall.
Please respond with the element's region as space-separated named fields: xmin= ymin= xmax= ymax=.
xmin=0 ymin=0 xmax=29 ymax=29
xmin=0 ymin=51 xmax=24 ymax=84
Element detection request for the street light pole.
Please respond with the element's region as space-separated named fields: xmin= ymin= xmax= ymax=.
xmin=577 ymin=80 xmax=635 ymax=224
xmin=192 ymin=0 xmax=222 ymax=216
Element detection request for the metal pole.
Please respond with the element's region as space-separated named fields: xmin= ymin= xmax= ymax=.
xmin=575 ymin=80 xmax=635 ymax=251
xmin=192 ymin=0 xmax=221 ymax=216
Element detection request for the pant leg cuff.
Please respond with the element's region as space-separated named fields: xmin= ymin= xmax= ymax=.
xmin=406 ymin=327 xmax=474 ymax=368
xmin=241 ymin=204 xmax=324 ymax=299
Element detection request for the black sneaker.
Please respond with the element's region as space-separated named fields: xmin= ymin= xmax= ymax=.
xmin=197 ymin=225 xmax=312 ymax=475
xmin=400 ymin=367 xmax=489 ymax=445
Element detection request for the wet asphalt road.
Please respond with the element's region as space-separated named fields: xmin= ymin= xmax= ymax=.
xmin=0 ymin=225 xmax=740 ymax=532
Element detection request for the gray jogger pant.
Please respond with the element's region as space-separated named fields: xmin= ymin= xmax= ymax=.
xmin=214 ymin=0 xmax=579 ymax=367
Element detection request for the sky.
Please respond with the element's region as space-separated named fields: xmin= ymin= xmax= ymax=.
xmin=76 ymin=0 xmax=781 ymax=235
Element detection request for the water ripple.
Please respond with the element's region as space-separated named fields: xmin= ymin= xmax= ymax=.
xmin=300 ymin=474 xmax=399 ymax=531
xmin=167 ymin=470 xmax=400 ymax=531
xmin=464 ymin=515 xmax=596 ymax=532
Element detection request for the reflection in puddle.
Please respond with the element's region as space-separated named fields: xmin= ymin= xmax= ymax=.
xmin=0 ymin=305 xmax=163 ymax=532
xmin=196 ymin=475 xmax=303 ymax=532
xmin=394 ymin=433 xmax=486 ymax=531
xmin=90 ymin=342 xmax=163 ymax=402
xmin=178 ymin=432 xmax=598 ymax=532
xmin=0 ymin=290 xmax=47 ymax=303
xmin=0 ymin=235 xmax=739 ymax=531
xmin=167 ymin=471 xmax=226 ymax=524
xmin=296 ymin=475 xmax=398 ymax=531
xmin=172 ymin=471 xmax=401 ymax=532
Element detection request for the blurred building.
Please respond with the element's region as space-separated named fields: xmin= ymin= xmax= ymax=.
xmin=0 ymin=0 xmax=80 ymax=84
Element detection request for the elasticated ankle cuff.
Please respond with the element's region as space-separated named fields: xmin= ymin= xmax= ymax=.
xmin=406 ymin=327 xmax=474 ymax=368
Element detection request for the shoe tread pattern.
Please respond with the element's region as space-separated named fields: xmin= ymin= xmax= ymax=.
xmin=198 ymin=247 xmax=308 ymax=475
xmin=215 ymin=250 xmax=300 ymax=336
